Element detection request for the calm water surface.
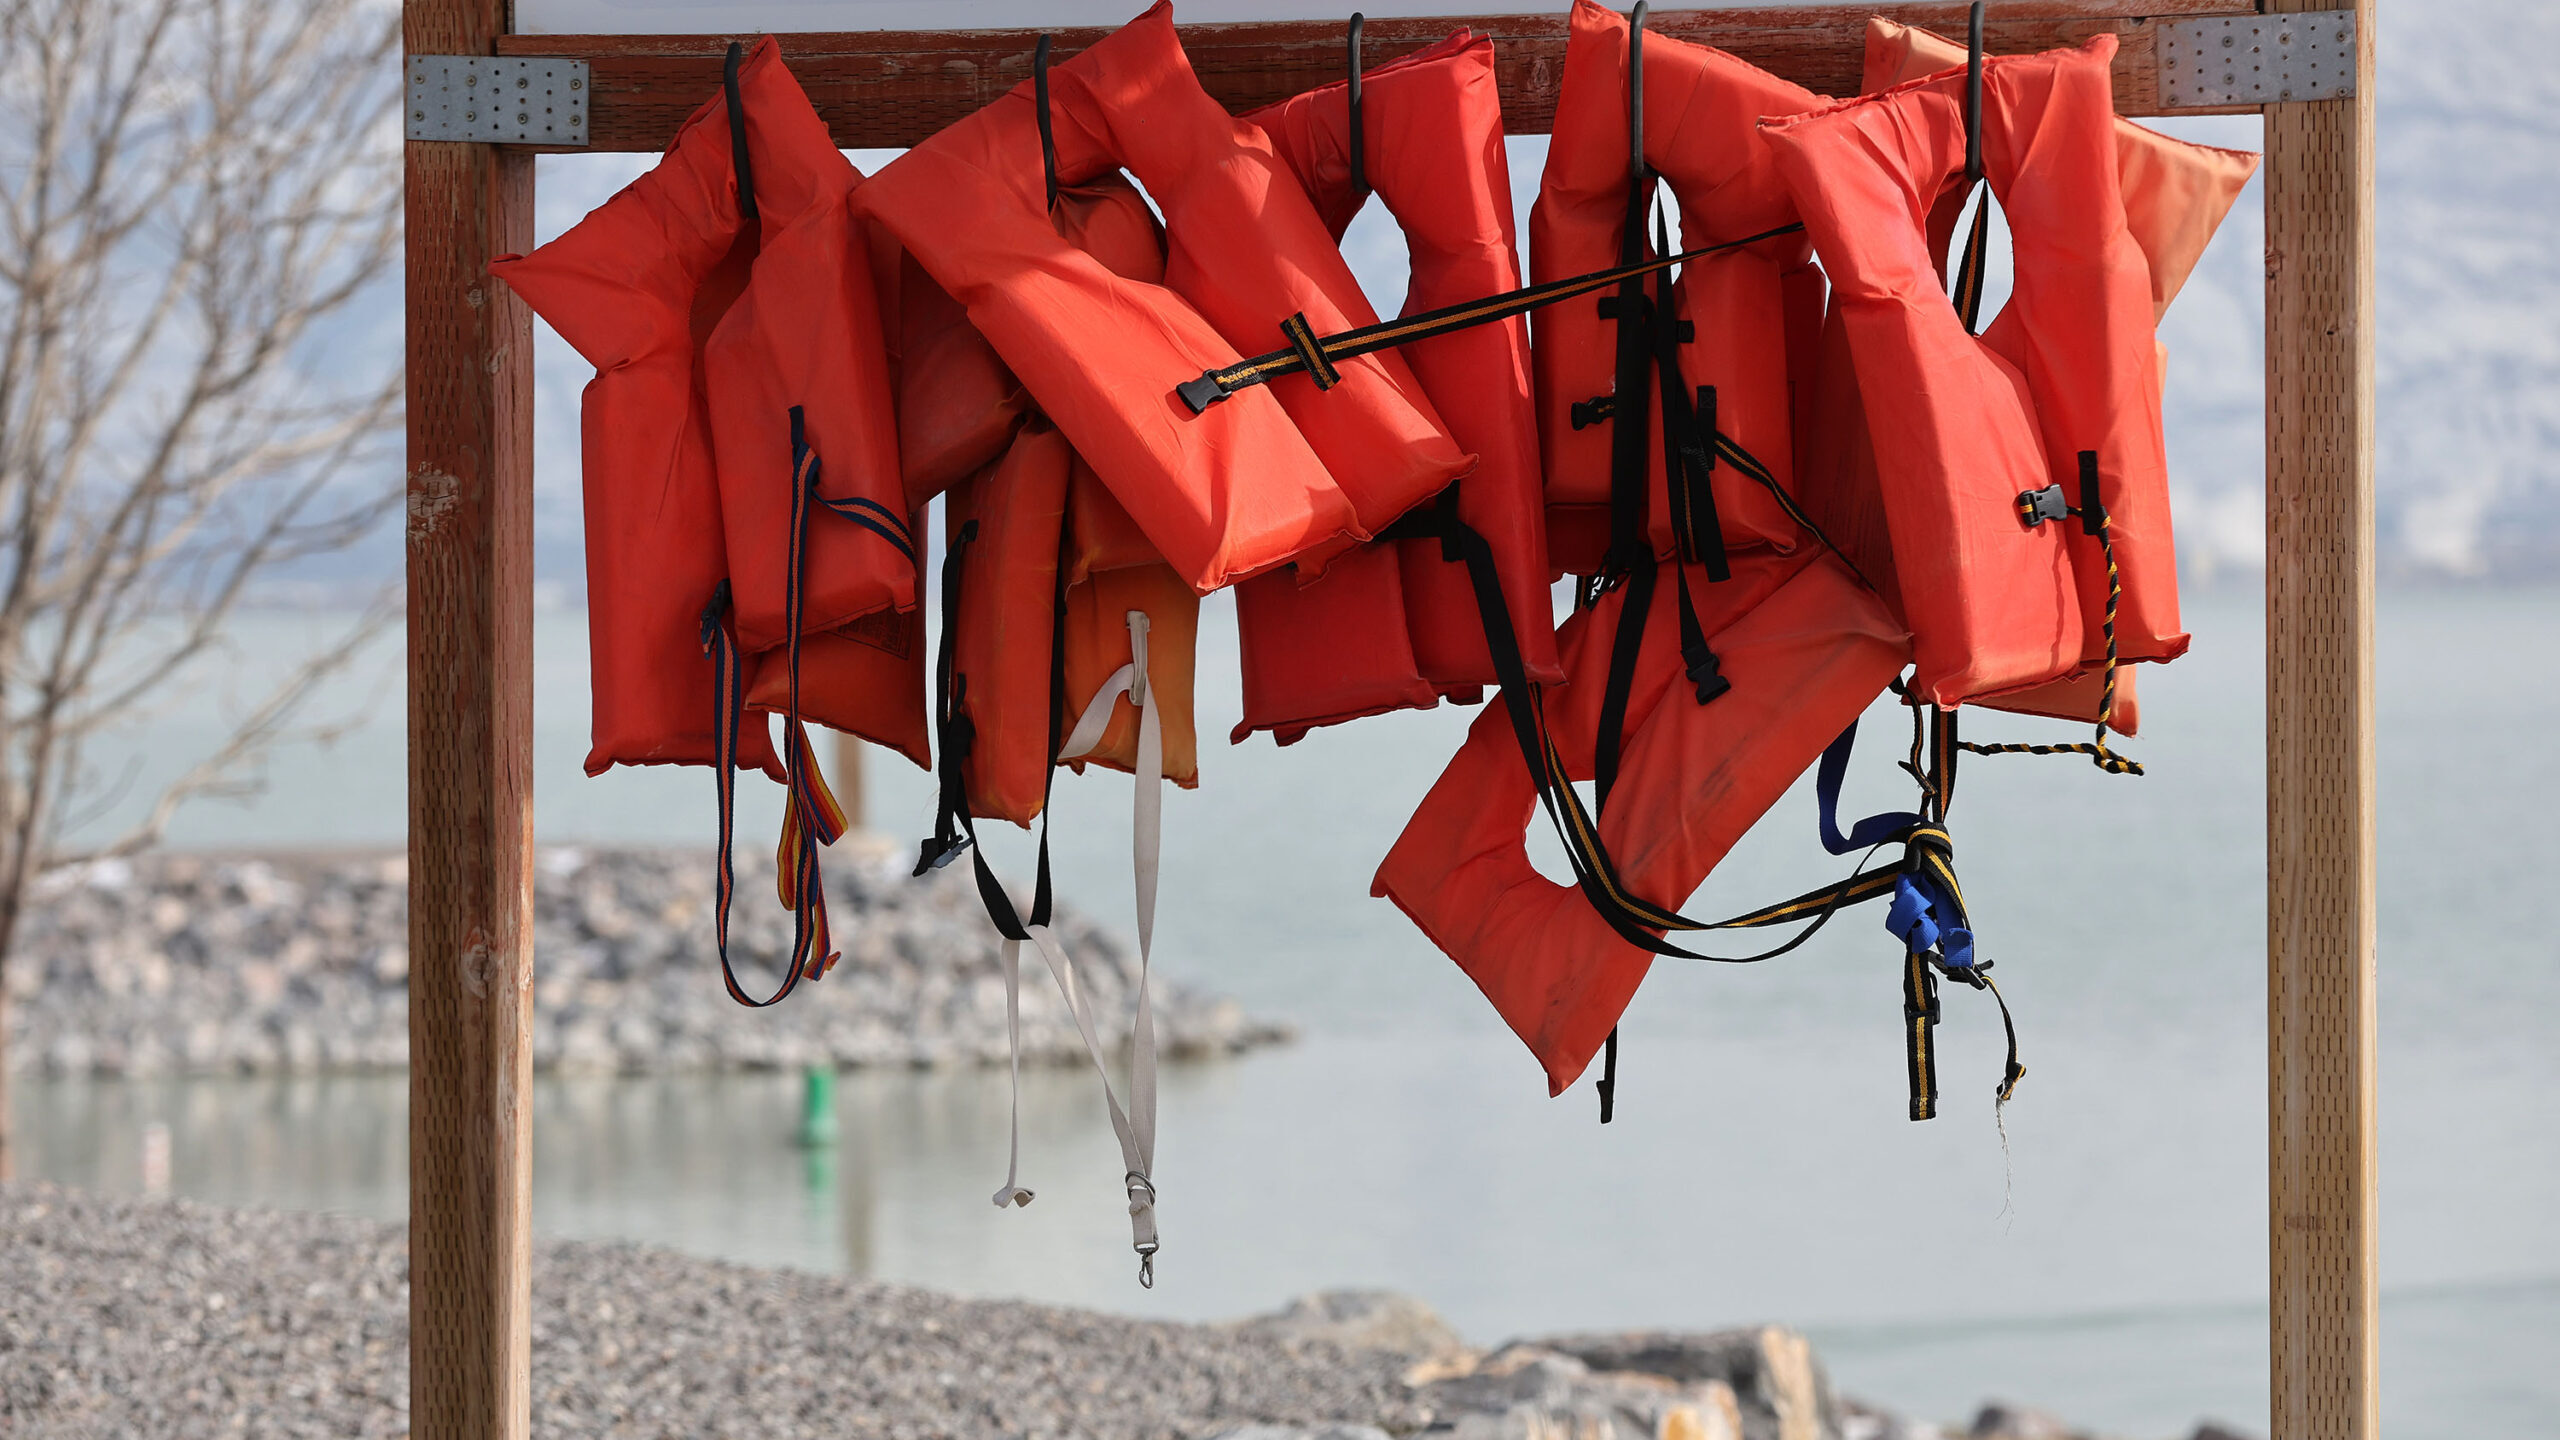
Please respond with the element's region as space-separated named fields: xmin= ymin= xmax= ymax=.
xmin=17 ymin=586 xmax=2560 ymax=1439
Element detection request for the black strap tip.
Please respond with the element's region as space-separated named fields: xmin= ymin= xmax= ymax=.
xmin=1571 ymin=395 xmax=1617 ymax=431
xmin=1175 ymin=375 xmax=1228 ymax=414
xmin=913 ymin=835 xmax=972 ymax=877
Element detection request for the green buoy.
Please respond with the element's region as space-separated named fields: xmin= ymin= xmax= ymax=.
xmin=796 ymin=1065 xmax=837 ymax=1149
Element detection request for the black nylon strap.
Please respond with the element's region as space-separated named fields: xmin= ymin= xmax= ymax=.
xmin=1380 ymin=502 xmax=1903 ymax=967
xmin=724 ymin=42 xmax=757 ymax=223
xmin=1173 ymin=225 xmax=1805 ymax=414
xmin=1346 ymin=12 xmax=1367 ymax=195
xmin=1035 ymin=34 xmax=1059 ymax=214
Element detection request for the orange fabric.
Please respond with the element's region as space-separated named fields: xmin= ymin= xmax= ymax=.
xmin=1861 ymin=18 xmax=2260 ymax=320
xmin=1374 ymin=548 xmax=1907 ymax=1094
xmin=1065 ymin=457 xmax=1165 ymax=584
xmin=1233 ymin=31 xmax=1559 ymax=744
xmin=490 ymin=76 xmax=780 ymax=780
xmin=1531 ymin=0 xmax=1818 ymax=574
xmin=1766 ymin=39 xmax=2177 ymax=707
xmin=701 ymin=39 xmax=908 ymax=656
xmin=1064 ymin=561 xmax=1202 ymax=788
xmin=855 ymin=2 xmax=1469 ymax=594
xmin=895 ymin=256 xmax=1024 ymax=511
xmin=744 ymin=600 xmax=933 ymax=768
xmin=947 ymin=424 xmax=1073 ymax=827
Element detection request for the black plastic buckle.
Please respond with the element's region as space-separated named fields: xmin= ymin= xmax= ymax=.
xmin=912 ymin=833 xmax=972 ymax=876
xmin=1175 ymin=374 xmax=1230 ymax=415
xmin=2017 ymin=483 xmax=2071 ymax=528
xmin=1684 ymin=646 xmax=1731 ymax=706
xmin=1571 ymin=394 xmax=1618 ymax=430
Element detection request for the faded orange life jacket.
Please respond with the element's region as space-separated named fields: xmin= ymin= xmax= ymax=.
xmin=1374 ymin=546 xmax=1906 ymax=1094
xmin=1764 ymin=37 xmax=2175 ymax=710
xmin=1232 ymin=30 xmax=1561 ymax=746
xmin=854 ymin=2 xmax=1470 ymax=594
xmin=490 ymin=64 xmax=781 ymax=781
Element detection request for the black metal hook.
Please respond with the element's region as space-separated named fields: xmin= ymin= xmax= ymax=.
xmin=1627 ymin=1 xmax=1647 ymax=185
xmin=1964 ymin=0 xmax=1985 ymax=184
xmin=724 ymin=41 xmax=757 ymax=222
xmin=1034 ymin=33 xmax=1059 ymax=213
xmin=1346 ymin=12 xmax=1367 ymax=194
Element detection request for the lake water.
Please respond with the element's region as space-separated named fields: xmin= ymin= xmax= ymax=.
xmin=14 ymin=585 xmax=2560 ymax=1440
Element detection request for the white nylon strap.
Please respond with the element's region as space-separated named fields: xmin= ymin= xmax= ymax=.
xmin=986 ymin=611 xmax=1164 ymax=1285
xmin=989 ymin=934 xmax=1035 ymax=1209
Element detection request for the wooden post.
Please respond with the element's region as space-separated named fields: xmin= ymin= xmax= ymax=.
xmin=406 ymin=0 xmax=536 ymax=1431
xmin=831 ymin=731 xmax=866 ymax=834
xmin=2263 ymin=2 xmax=2378 ymax=1436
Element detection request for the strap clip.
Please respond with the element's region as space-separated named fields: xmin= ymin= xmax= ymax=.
xmin=2018 ymin=483 xmax=2072 ymax=528
xmin=1571 ymin=394 xmax=1618 ymax=430
xmin=1176 ymin=374 xmax=1230 ymax=414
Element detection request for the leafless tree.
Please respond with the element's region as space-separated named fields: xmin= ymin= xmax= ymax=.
xmin=0 ymin=0 xmax=403 ymax=1176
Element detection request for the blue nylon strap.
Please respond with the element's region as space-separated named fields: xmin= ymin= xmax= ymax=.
xmin=1816 ymin=720 xmax=1924 ymax=857
xmin=1886 ymin=871 xmax=1974 ymax=970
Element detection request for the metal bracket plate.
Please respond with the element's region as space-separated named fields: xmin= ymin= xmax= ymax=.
xmin=407 ymin=55 xmax=590 ymax=145
xmin=2157 ymin=11 xmax=2359 ymax=109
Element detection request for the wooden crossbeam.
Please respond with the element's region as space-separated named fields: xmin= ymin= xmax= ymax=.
xmin=494 ymin=0 xmax=2260 ymax=152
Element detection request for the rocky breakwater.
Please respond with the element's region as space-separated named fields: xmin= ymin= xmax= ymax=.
xmin=4 ymin=843 xmax=1289 ymax=1077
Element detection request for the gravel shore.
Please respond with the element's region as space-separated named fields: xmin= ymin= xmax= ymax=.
xmin=6 ymin=843 xmax=1289 ymax=1078
xmin=0 ymin=1184 xmax=2248 ymax=1440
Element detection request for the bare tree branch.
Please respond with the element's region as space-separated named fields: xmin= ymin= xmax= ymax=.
xmin=0 ymin=0 xmax=403 ymax=1173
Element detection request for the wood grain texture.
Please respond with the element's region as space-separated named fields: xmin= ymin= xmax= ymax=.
xmin=492 ymin=1 xmax=2260 ymax=151
xmin=2262 ymin=1 xmax=2378 ymax=1437
xmin=407 ymin=0 xmax=537 ymax=1434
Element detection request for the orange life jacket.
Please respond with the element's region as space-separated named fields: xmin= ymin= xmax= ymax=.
xmin=894 ymin=256 xmax=1024 ymax=512
xmin=1231 ymin=30 xmax=1562 ymax=746
xmin=893 ymin=173 xmax=1172 ymax=515
xmin=700 ymin=38 xmax=910 ymax=658
xmin=1063 ymin=462 xmax=1202 ymax=788
xmin=489 ymin=63 xmax=781 ymax=781
xmin=854 ymin=2 xmax=1471 ymax=594
xmin=947 ymin=423 xmax=1073 ymax=825
xmin=935 ymin=175 xmax=1201 ymax=823
xmin=1374 ymin=546 xmax=1906 ymax=1094
xmin=1531 ymin=0 xmax=1820 ymax=577
xmin=1764 ymin=37 xmax=2174 ymax=710
xmin=1820 ymin=18 xmax=2257 ymax=734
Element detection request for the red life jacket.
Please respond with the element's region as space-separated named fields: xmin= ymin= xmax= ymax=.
xmin=490 ymin=64 xmax=780 ymax=780
xmin=700 ymin=38 xmax=910 ymax=658
xmin=1531 ymin=0 xmax=1820 ymax=576
xmin=743 ymin=603 xmax=929 ymax=770
xmin=1231 ymin=30 xmax=1562 ymax=747
xmin=893 ymin=173 xmax=1171 ymax=515
xmin=854 ymin=1 xmax=1470 ymax=594
xmin=1764 ymin=37 xmax=2174 ymax=710
xmin=948 ymin=422 xmax=1073 ymax=826
xmin=1374 ymin=546 xmax=1906 ymax=1094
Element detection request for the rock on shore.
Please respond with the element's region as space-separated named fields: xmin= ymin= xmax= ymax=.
xmin=3 ymin=845 xmax=1290 ymax=1077
xmin=0 ymin=1185 xmax=2257 ymax=1440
